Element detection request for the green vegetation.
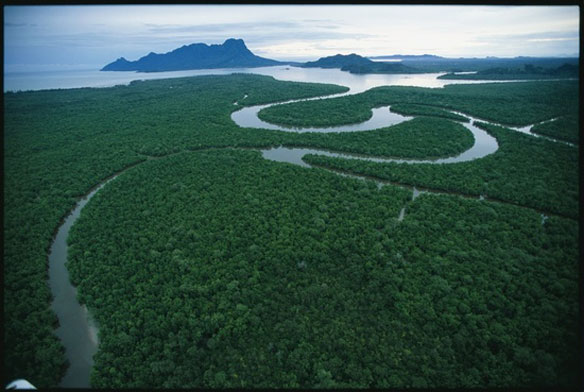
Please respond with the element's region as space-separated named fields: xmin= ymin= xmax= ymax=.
xmin=3 ymin=73 xmax=579 ymax=388
xmin=67 ymin=149 xmax=410 ymax=387
xmin=255 ymin=81 xmax=578 ymax=128
xmin=232 ymin=75 xmax=348 ymax=105
xmin=389 ymin=103 xmax=469 ymax=122
xmin=258 ymin=98 xmax=372 ymax=127
xmin=304 ymin=121 xmax=578 ymax=218
xmin=531 ymin=115 xmax=579 ymax=144
xmin=438 ymin=63 xmax=578 ymax=80
xmin=284 ymin=117 xmax=475 ymax=159
xmin=66 ymin=150 xmax=578 ymax=388
xmin=4 ymin=101 xmax=144 ymax=387
xmin=3 ymin=74 xmax=352 ymax=387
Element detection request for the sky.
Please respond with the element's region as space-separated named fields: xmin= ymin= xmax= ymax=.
xmin=3 ymin=5 xmax=580 ymax=72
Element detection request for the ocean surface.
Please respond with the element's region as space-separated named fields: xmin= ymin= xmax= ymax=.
xmin=3 ymin=65 xmax=526 ymax=93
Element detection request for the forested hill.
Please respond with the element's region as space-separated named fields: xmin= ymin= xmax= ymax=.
xmin=101 ymin=38 xmax=283 ymax=72
xmin=301 ymin=54 xmax=423 ymax=74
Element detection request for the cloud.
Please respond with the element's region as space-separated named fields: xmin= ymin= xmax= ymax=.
xmin=469 ymin=30 xmax=579 ymax=48
xmin=109 ymin=20 xmax=376 ymax=58
xmin=480 ymin=30 xmax=579 ymax=42
xmin=460 ymin=29 xmax=579 ymax=57
xmin=300 ymin=19 xmax=341 ymax=29
xmin=528 ymin=38 xmax=575 ymax=43
xmin=3 ymin=5 xmax=580 ymax=67
xmin=143 ymin=20 xmax=301 ymax=34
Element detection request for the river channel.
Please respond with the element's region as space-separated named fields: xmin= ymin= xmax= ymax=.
xmin=49 ymin=178 xmax=119 ymax=387
xmin=48 ymin=69 xmax=572 ymax=388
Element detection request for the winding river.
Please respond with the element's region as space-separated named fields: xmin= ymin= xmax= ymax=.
xmin=49 ymin=178 xmax=118 ymax=387
xmin=48 ymin=70 xmax=573 ymax=387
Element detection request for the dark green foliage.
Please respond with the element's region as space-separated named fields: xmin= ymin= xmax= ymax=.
xmin=258 ymin=97 xmax=372 ymax=127
xmin=2 ymin=74 xmax=351 ymax=387
xmin=3 ymin=120 xmax=144 ymax=387
xmin=67 ymin=150 xmax=411 ymax=387
xmin=234 ymin=76 xmax=348 ymax=106
xmin=386 ymin=194 xmax=579 ymax=388
xmin=256 ymin=80 xmax=578 ymax=127
xmin=66 ymin=150 xmax=578 ymax=388
xmin=3 ymin=73 xmax=579 ymax=388
xmin=531 ymin=115 xmax=579 ymax=144
xmin=304 ymin=121 xmax=578 ymax=218
xmin=374 ymin=81 xmax=579 ymax=127
xmin=438 ymin=63 xmax=579 ymax=80
xmin=284 ymin=117 xmax=475 ymax=159
xmin=389 ymin=103 xmax=470 ymax=122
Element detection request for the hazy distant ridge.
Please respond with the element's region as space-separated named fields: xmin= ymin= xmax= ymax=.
xmin=101 ymin=38 xmax=580 ymax=75
xmin=101 ymin=38 xmax=283 ymax=72
xmin=368 ymin=54 xmax=444 ymax=60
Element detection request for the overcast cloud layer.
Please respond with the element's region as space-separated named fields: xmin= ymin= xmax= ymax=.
xmin=3 ymin=5 xmax=580 ymax=72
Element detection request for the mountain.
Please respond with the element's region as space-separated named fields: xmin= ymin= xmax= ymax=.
xmin=301 ymin=53 xmax=423 ymax=74
xmin=101 ymin=38 xmax=283 ymax=72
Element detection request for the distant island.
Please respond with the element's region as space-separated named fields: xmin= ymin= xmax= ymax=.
xmin=101 ymin=38 xmax=284 ymax=72
xmin=301 ymin=53 xmax=423 ymax=74
xmin=101 ymin=40 xmax=423 ymax=74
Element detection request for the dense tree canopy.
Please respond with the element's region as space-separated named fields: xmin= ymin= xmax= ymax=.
xmin=3 ymin=73 xmax=579 ymax=388
xmin=283 ymin=117 xmax=475 ymax=159
xmin=530 ymin=115 xmax=579 ymax=144
xmin=388 ymin=103 xmax=469 ymax=122
xmin=255 ymin=80 xmax=578 ymax=128
xmin=67 ymin=150 xmax=578 ymax=388
xmin=3 ymin=74 xmax=351 ymax=387
xmin=304 ymin=121 xmax=578 ymax=219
